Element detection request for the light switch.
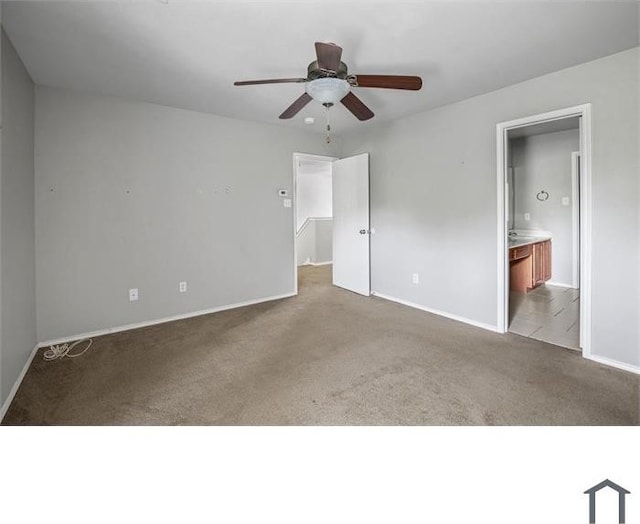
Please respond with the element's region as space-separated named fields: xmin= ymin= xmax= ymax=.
xmin=562 ymin=197 xmax=570 ymax=206
xmin=283 ymin=199 xmax=292 ymax=208
xmin=524 ymin=213 xmax=530 ymax=221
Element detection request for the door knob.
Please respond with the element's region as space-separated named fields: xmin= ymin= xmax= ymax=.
xmin=359 ymin=229 xmax=368 ymax=235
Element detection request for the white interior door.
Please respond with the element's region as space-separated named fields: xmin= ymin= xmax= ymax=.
xmin=332 ymin=153 xmax=370 ymax=296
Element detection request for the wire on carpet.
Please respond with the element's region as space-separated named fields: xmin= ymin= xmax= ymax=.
xmin=43 ymin=338 xmax=93 ymax=361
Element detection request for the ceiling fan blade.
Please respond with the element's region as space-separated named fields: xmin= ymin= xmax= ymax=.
xmin=315 ymin=42 xmax=342 ymax=72
xmin=234 ymin=78 xmax=307 ymax=86
xmin=279 ymin=93 xmax=313 ymax=119
xmin=341 ymin=92 xmax=374 ymax=121
xmin=351 ymin=75 xmax=422 ymax=90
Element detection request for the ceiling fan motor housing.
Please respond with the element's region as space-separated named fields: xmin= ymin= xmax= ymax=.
xmin=307 ymin=60 xmax=349 ymax=80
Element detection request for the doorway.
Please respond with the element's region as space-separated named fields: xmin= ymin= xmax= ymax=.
xmin=507 ymin=118 xmax=580 ymax=349
xmin=292 ymin=152 xmax=371 ymax=296
xmin=293 ymin=153 xmax=337 ymax=292
xmin=496 ymin=105 xmax=592 ymax=357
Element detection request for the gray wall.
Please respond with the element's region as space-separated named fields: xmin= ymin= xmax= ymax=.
xmin=35 ymin=87 xmax=336 ymax=341
xmin=296 ymin=164 xmax=332 ymax=230
xmin=341 ymin=47 xmax=639 ymax=367
xmin=296 ymin=218 xmax=333 ymax=266
xmin=295 ymin=161 xmax=333 ymax=266
xmin=314 ymin=219 xmax=332 ymax=264
xmin=511 ymin=129 xmax=580 ymax=286
xmin=296 ymin=219 xmax=315 ymax=266
xmin=1 ymin=29 xmax=36 ymax=405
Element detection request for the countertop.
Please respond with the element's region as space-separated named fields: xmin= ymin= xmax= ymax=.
xmin=508 ymin=235 xmax=551 ymax=249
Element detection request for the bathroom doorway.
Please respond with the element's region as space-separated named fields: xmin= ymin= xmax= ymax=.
xmin=507 ymin=118 xmax=580 ymax=349
xmin=496 ymin=105 xmax=592 ymax=356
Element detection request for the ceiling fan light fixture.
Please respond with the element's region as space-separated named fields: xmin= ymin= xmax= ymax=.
xmin=305 ymin=78 xmax=350 ymax=105
xmin=234 ymin=42 xmax=421 ymax=127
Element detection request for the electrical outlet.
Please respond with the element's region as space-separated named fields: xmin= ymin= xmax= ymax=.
xmin=129 ymin=288 xmax=138 ymax=302
xmin=412 ymin=273 xmax=420 ymax=284
xmin=179 ymin=281 xmax=187 ymax=293
xmin=524 ymin=212 xmax=531 ymax=221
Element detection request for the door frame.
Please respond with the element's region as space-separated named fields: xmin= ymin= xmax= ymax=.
xmin=292 ymin=152 xmax=338 ymax=294
xmin=571 ymin=151 xmax=581 ymax=289
xmin=496 ymin=104 xmax=592 ymax=358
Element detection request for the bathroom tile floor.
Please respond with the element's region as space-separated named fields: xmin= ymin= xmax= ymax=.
xmin=509 ymin=284 xmax=580 ymax=350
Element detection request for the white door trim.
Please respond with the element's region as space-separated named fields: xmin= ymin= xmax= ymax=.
xmin=292 ymin=153 xmax=337 ymax=294
xmin=571 ymin=151 xmax=581 ymax=289
xmin=496 ymin=104 xmax=592 ymax=358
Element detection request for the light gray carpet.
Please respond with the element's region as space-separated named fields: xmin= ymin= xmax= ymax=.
xmin=3 ymin=265 xmax=638 ymax=425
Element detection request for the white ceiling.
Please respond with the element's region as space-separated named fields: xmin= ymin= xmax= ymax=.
xmin=3 ymin=1 xmax=638 ymax=134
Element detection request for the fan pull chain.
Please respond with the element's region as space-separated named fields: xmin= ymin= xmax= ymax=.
xmin=325 ymin=105 xmax=331 ymax=144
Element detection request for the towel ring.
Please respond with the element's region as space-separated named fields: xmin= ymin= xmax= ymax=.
xmin=536 ymin=190 xmax=549 ymax=202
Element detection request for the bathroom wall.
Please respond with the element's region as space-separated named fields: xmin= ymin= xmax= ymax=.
xmin=511 ymin=128 xmax=580 ymax=286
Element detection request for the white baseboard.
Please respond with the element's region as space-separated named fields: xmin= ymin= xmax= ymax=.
xmin=371 ymin=291 xmax=501 ymax=333
xmin=0 ymin=343 xmax=39 ymax=423
xmin=39 ymin=292 xmax=297 ymax=347
xmin=372 ymin=292 xmax=639 ymax=375
xmin=546 ymin=281 xmax=576 ymax=289
xmin=586 ymin=354 xmax=640 ymax=375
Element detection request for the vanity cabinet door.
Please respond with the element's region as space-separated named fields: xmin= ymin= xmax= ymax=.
xmin=532 ymin=240 xmax=552 ymax=288
xmin=532 ymin=242 xmax=545 ymax=287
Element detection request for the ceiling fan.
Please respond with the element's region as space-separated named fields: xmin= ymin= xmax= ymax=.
xmin=234 ymin=42 xmax=422 ymax=127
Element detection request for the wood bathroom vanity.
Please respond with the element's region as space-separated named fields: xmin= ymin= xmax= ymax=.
xmin=509 ymin=239 xmax=551 ymax=292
